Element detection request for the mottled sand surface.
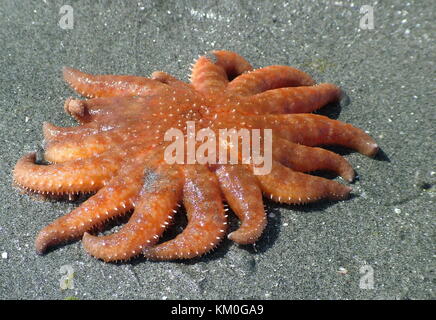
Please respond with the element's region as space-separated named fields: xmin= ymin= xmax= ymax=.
xmin=0 ymin=0 xmax=434 ymax=299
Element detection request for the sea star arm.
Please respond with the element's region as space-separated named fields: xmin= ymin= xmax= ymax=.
xmin=190 ymin=50 xmax=253 ymax=94
xmin=255 ymin=161 xmax=352 ymax=204
xmin=43 ymin=120 xmax=150 ymax=149
xmin=240 ymin=114 xmax=378 ymax=157
xmin=241 ymin=83 xmax=341 ymax=115
xmin=43 ymin=120 xmax=163 ymax=162
xmin=210 ymin=50 xmax=253 ymax=79
xmin=190 ymin=56 xmax=229 ymax=94
xmin=13 ymin=152 xmax=119 ymax=194
xmin=63 ymin=95 xmax=186 ymax=127
xmin=64 ymin=96 xmax=157 ymax=124
xmin=34 ymin=153 xmax=148 ymax=253
xmin=272 ymin=136 xmax=355 ymax=182
xmin=143 ymin=165 xmax=227 ymax=260
xmin=82 ymin=163 xmax=183 ymax=262
xmin=208 ymin=119 xmax=355 ymax=182
xmin=43 ymin=121 xmax=102 ymax=143
xmin=215 ymin=165 xmax=266 ymax=244
xmin=227 ymin=65 xmax=315 ymax=96
xmin=63 ymin=67 xmax=167 ymax=98
xmin=44 ymin=129 xmax=122 ymax=162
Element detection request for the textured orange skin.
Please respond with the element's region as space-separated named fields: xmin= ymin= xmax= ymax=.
xmin=83 ymin=154 xmax=184 ymax=262
xmin=13 ymin=50 xmax=379 ymax=261
xmin=227 ymin=65 xmax=315 ymax=96
xmin=63 ymin=66 xmax=167 ymax=98
xmin=143 ymin=165 xmax=227 ymax=260
xmin=35 ymin=148 xmax=151 ymax=253
xmin=215 ymin=165 xmax=266 ymax=244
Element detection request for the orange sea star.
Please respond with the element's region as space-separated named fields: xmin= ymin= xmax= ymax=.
xmin=13 ymin=50 xmax=378 ymax=262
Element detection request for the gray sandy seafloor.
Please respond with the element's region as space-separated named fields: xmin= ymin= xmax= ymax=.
xmin=0 ymin=0 xmax=434 ymax=299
